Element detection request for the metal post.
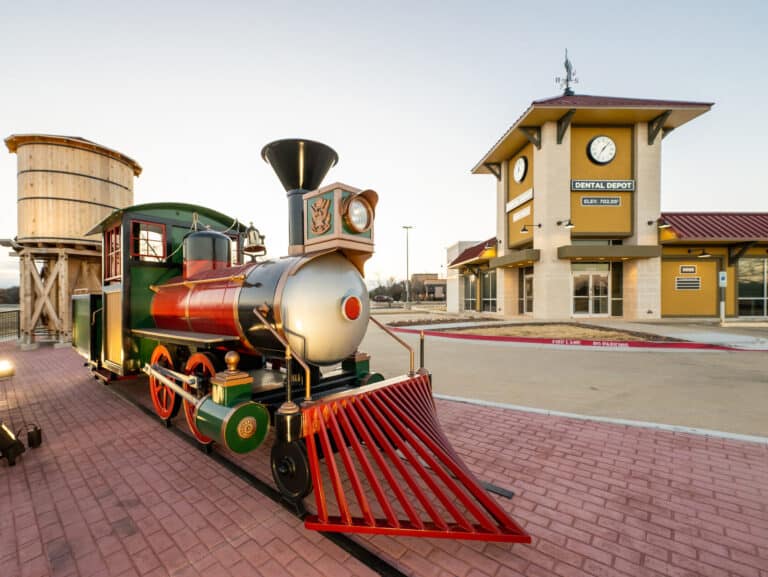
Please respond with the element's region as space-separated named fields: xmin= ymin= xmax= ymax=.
xmin=720 ymin=287 xmax=726 ymax=325
xmin=403 ymin=225 xmax=413 ymax=308
xmin=285 ymin=346 xmax=293 ymax=404
xmin=419 ymin=330 xmax=425 ymax=370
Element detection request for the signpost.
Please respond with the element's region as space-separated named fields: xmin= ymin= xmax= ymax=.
xmin=718 ymin=271 xmax=727 ymax=324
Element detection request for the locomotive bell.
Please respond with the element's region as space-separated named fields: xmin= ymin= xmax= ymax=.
xmin=261 ymin=139 xmax=338 ymax=255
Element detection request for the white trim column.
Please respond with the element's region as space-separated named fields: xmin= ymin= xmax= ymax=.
xmin=532 ymin=121 xmax=572 ymax=319
xmin=625 ymin=122 xmax=662 ymax=319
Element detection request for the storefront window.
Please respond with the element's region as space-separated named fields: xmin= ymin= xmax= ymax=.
xmin=737 ymin=259 xmax=767 ymax=316
xmin=481 ymin=270 xmax=497 ymax=312
xmin=463 ymin=274 xmax=476 ymax=311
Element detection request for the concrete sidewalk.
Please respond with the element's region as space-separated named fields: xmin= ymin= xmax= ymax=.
xmin=586 ymin=319 xmax=768 ymax=350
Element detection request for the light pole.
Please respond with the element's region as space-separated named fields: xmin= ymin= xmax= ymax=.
xmin=402 ymin=225 xmax=413 ymax=307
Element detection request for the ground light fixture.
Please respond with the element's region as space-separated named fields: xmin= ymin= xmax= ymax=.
xmin=520 ymin=223 xmax=542 ymax=234
xmin=0 ymin=422 xmax=25 ymax=466
xmin=557 ymin=219 xmax=575 ymax=229
xmin=0 ymin=359 xmax=14 ymax=378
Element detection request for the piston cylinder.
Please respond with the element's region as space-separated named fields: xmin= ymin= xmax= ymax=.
xmin=194 ymin=399 xmax=269 ymax=453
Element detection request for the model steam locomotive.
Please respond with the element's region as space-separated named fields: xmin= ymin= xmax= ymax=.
xmin=72 ymin=139 xmax=530 ymax=543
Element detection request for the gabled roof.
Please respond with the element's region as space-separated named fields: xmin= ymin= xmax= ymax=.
xmin=473 ymin=93 xmax=713 ymax=175
xmin=660 ymin=213 xmax=768 ymax=242
xmin=5 ymin=133 xmax=142 ymax=176
xmin=448 ymin=237 xmax=497 ymax=268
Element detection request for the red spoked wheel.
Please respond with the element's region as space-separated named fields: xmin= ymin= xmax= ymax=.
xmin=184 ymin=353 xmax=216 ymax=445
xmin=149 ymin=344 xmax=180 ymax=421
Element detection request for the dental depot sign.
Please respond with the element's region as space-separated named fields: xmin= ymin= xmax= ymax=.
xmin=571 ymin=180 xmax=635 ymax=191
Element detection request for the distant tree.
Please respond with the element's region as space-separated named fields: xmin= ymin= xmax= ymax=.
xmin=0 ymin=286 xmax=19 ymax=304
xmin=389 ymin=281 xmax=404 ymax=302
xmin=411 ymin=280 xmax=425 ymax=301
xmin=369 ymin=283 xmax=389 ymax=299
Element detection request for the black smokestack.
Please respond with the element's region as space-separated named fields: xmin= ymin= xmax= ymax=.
xmin=261 ymin=139 xmax=338 ymax=253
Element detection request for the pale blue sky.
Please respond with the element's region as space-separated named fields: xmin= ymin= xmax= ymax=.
xmin=1 ymin=0 xmax=766 ymax=287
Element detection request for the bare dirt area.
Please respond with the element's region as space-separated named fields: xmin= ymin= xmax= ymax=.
xmin=456 ymin=323 xmax=678 ymax=341
xmin=390 ymin=320 xmax=682 ymax=342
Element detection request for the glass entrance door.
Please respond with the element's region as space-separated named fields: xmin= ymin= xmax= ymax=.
xmin=524 ymin=274 xmax=534 ymax=313
xmin=573 ymin=272 xmax=610 ymax=316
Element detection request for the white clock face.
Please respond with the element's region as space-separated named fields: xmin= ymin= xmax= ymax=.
xmin=588 ymin=136 xmax=616 ymax=165
xmin=513 ymin=156 xmax=527 ymax=183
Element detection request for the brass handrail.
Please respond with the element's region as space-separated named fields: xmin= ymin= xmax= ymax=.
xmin=369 ymin=316 xmax=415 ymax=376
xmin=149 ymin=274 xmax=246 ymax=292
xmin=252 ymin=307 xmax=313 ymax=401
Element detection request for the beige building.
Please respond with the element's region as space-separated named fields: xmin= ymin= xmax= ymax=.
xmin=447 ymin=92 xmax=768 ymax=319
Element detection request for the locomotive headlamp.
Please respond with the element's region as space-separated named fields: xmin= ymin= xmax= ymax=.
xmin=344 ymin=197 xmax=373 ymax=233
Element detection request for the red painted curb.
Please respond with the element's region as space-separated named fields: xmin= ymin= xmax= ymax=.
xmin=390 ymin=326 xmax=743 ymax=351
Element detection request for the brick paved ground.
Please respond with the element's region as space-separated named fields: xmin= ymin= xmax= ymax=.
xmin=1 ymin=344 xmax=767 ymax=577
xmin=0 ymin=345 xmax=378 ymax=577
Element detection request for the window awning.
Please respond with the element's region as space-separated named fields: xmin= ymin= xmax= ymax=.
xmin=489 ymin=248 xmax=540 ymax=268
xmin=448 ymin=237 xmax=497 ymax=268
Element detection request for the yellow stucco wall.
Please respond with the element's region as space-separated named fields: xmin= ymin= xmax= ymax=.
xmin=661 ymin=258 xmax=718 ymax=316
xmin=570 ymin=126 xmax=633 ymax=236
xmin=507 ymin=143 xmax=534 ymax=202
xmin=661 ymin=246 xmax=738 ymax=316
xmin=571 ymin=126 xmax=633 ymax=180
xmin=508 ymin=200 xmax=534 ymax=248
xmin=570 ymin=191 xmax=632 ymax=236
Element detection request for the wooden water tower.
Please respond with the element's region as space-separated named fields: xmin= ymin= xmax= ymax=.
xmin=4 ymin=134 xmax=141 ymax=345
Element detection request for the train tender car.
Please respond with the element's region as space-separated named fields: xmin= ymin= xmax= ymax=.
xmin=73 ymin=139 xmax=530 ymax=543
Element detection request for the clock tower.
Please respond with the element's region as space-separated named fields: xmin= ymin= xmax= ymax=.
xmin=468 ymin=59 xmax=712 ymax=319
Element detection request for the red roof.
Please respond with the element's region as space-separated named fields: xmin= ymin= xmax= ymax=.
xmin=449 ymin=237 xmax=496 ymax=267
xmin=472 ymin=93 xmax=713 ymax=174
xmin=533 ymin=94 xmax=713 ymax=109
xmin=661 ymin=212 xmax=768 ymax=241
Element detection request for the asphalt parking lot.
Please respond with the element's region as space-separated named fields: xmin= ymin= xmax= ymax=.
xmin=362 ymin=312 xmax=768 ymax=437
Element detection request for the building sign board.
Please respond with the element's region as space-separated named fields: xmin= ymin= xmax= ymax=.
xmin=512 ymin=205 xmax=531 ymax=223
xmin=571 ymin=180 xmax=635 ymax=191
xmin=506 ymin=188 xmax=533 ymax=212
xmin=580 ymin=196 xmax=621 ymax=207
xmin=680 ymin=265 xmax=697 ymax=274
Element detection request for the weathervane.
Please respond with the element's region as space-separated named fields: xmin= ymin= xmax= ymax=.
xmin=555 ymin=49 xmax=578 ymax=96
